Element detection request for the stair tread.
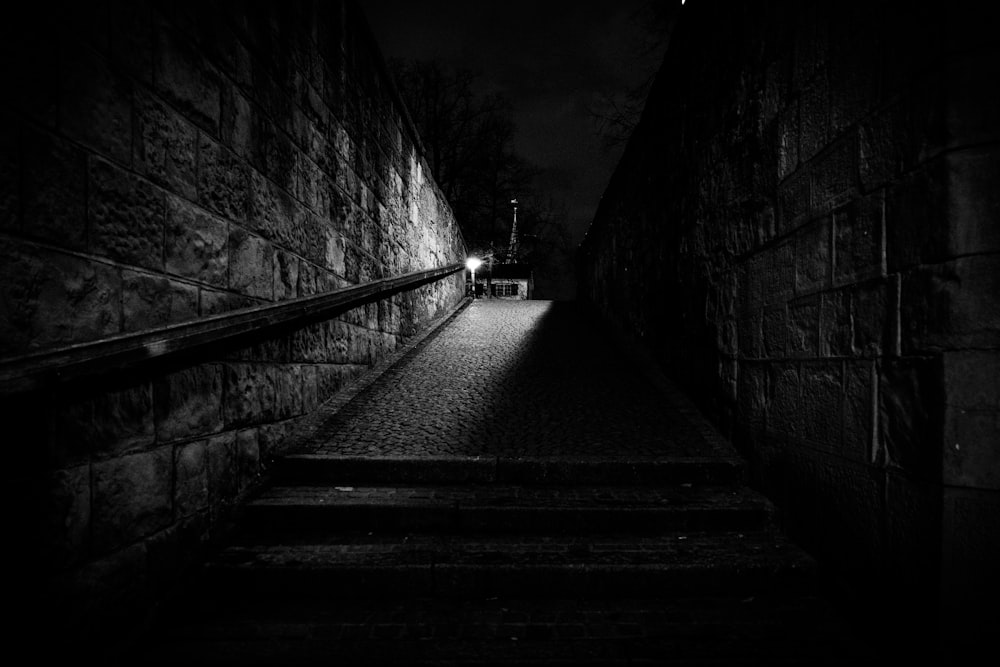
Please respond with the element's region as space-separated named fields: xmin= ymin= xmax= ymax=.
xmin=209 ymin=531 xmax=815 ymax=571
xmin=250 ymin=483 xmax=773 ymax=511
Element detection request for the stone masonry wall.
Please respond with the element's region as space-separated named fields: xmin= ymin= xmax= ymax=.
xmin=577 ymin=0 xmax=998 ymax=648
xmin=1 ymin=0 xmax=465 ymax=653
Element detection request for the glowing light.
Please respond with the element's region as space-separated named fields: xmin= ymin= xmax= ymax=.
xmin=466 ymin=257 xmax=482 ymax=271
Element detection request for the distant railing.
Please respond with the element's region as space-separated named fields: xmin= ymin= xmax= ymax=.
xmin=0 ymin=262 xmax=465 ymax=395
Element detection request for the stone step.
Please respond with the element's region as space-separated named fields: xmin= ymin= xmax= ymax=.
xmin=198 ymin=531 xmax=817 ymax=600
xmin=236 ymin=484 xmax=775 ymax=538
xmin=139 ymin=595 xmax=865 ymax=665
xmin=270 ymin=454 xmax=747 ymax=486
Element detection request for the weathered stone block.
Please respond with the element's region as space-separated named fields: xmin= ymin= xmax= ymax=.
xmin=206 ymin=431 xmax=237 ymax=509
xmin=852 ymin=282 xmax=889 ymax=356
xmin=220 ymin=85 xmax=254 ymax=159
xmin=49 ymin=381 xmax=155 ymax=458
xmin=943 ymin=351 xmax=1000 ymax=411
xmin=154 ymin=20 xmax=221 ymax=133
xmin=767 ymin=363 xmax=800 ymax=437
xmin=809 ymin=133 xmax=856 ymax=210
xmin=900 ymin=255 xmax=1000 ymax=352
xmin=22 ymin=127 xmax=87 ymax=248
xmin=89 ymin=157 xmax=165 ymax=271
xmin=777 ymin=170 xmax=809 ymax=234
xmin=59 ymin=47 xmax=131 ymax=164
xmin=878 ymin=358 xmax=941 ymax=476
xmin=198 ymin=288 xmax=259 ymax=316
xmin=0 ymin=241 xmax=121 ymax=355
xmin=273 ymin=249 xmax=299 ymax=301
xmin=793 ymin=219 xmax=830 ymax=294
xmin=228 ymin=226 xmax=274 ymax=299
xmin=274 ymin=365 xmax=304 ymax=419
xmin=236 ymin=427 xmax=260 ymax=492
xmin=39 ymin=465 xmax=91 ymax=568
xmin=174 ymin=439 xmax=209 ymax=519
xmin=886 ymin=159 xmax=948 ymax=272
xmin=165 ymin=195 xmax=229 ymax=287
xmin=92 ymin=447 xmax=173 ymax=551
xmin=153 ymin=364 xmax=223 ymax=442
xmin=799 ymin=362 xmax=842 ymax=451
xmin=133 ymin=88 xmax=197 ymax=199
xmin=798 ymin=76 xmax=829 ymax=165
xmin=290 ymin=323 xmax=327 ymax=362
xmin=788 ymin=295 xmax=820 ymax=357
xmin=197 ymin=135 xmax=249 ymax=222
xmin=947 ymin=146 xmax=1000 ymax=256
xmin=833 ymin=193 xmax=883 ymax=286
xmin=819 ymin=289 xmax=851 ymax=357
xmin=247 ymin=169 xmax=298 ymax=245
xmin=301 ymin=364 xmax=319 ymax=413
xmin=943 ymin=408 xmax=1000 ymax=489
xmin=762 ymin=305 xmax=787 ymax=358
xmin=843 ymin=361 xmax=875 ymax=463
xmin=122 ymin=270 xmax=199 ymax=332
xmin=222 ymin=362 xmax=277 ymax=427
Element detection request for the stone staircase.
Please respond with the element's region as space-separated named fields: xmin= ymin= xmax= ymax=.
xmin=134 ymin=454 xmax=869 ymax=665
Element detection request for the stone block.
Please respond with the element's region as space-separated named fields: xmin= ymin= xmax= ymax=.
xmin=220 ymin=85 xmax=253 ymax=159
xmin=122 ymin=270 xmax=199 ymax=332
xmin=165 ymin=195 xmax=229 ymax=287
xmin=777 ymin=170 xmax=809 ymax=234
xmin=943 ymin=407 xmax=1000 ymax=489
xmin=762 ymin=305 xmax=787 ymax=358
xmin=900 ymin=255 xmax=1000 ymax=352
xmin=236 ymin=427 xmax=260 ymax=492
xmin=809 ymin=133 xmax=856 ymax=210
xmin=247 ymin=170 xmax=297 ymax=244
xmin=878 ymin=357 xmax=941 ymax=477
xmin=0 ymin=241 xmax=121 ymax=355
xmin=274 ymin=364 xmax=304 ymax=419
xmin=788 ymin=295 xmax=820 ymax=358
xmin=58 ymin=47 xmax=131 ymax=164
xmin=833 ymin=192 xmax=883 ymax=286
xmin=843 ymin=361 xmax=875 ymax=463
xmin=154 ymin=20 xmax=221 ymax=133
xmin=886 ymin=159 xmax=948 ymax=272
xmin=92 ymin=446 xmax=173 ymax=551
xmin=38 ymin=465 xmax=91 ymax=568
xmin=174 ymin=439 xmax=209 ymax=519
xmin=301 ymin=364 xmax=319 ymax=413
xmin=198 ymin=288 xmax=259 ymax=316
xmin=228 ymin=226 xmax=274 ymax=299
xmin=852 ymin=282 xmax=889 ymax=356
xmin=767 ymin=362 xmax=799 ymax=438
xmin=290 ymin=323 xmax=327 ymax=362
xmin=89 ymin=157 xmax=165 ymax=271
xmin=197 ymin=135 xmax=249 ymax=222
xmin=799 ymin=361 xmax=842 ymax=452
xmin=49 ymin=381 xmax=155 ymax=458
xmin=793 ymin=219 xmax=830 ymax=295
xmin=947 ymin=146 xmax=1000 ymax=256
xmin=206 ymin=431 xmax=237 ymax=509
xmin=22 ymin=127 xmax=87 ymax=249
xmin=222 ymin=362 xmax=278 ymax=427
xmin=798 ymin=75 xmax=829 ymax=164
xmin=273 ymin=249 xmax=299 ymax=301
xmin=736 ymin=361 xmax=767 ymax=434
xmin=153 ymin=364 xmax=223 ymax=442
xmin=133 ymin=88 xmax=197 ymax=199
xmin=942 ymin=351 xmax=1000 ymax=411
xmin=819 ymin=289 xmax=851 ymax=357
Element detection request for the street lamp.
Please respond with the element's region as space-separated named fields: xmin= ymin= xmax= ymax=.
xmin=466 ymin=257 xmax=482 ymax=298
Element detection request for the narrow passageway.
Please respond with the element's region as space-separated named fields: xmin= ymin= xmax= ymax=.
xmin=302 ymin=299 xmax=732 ymax=459
xmin=129 ymin=298 xmax=878 ymax=665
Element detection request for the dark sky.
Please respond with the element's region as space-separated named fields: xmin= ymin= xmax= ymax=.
xmin=357 ymin=0 xmax=677 ymax=247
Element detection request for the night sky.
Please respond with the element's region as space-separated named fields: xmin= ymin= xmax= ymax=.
xmin=358 ymin=0 xmax=679 ymax=248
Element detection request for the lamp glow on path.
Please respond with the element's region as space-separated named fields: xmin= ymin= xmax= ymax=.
xmin=466 ymin=257 xmax=482 ymax=298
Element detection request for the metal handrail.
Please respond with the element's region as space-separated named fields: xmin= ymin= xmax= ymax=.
xmin=0 ymin=262 xmax=465 ymax=395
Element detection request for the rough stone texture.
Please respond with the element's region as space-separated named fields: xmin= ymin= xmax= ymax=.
xmin=92 ymin=447 xmax=173 ymax=553
xmin=164 ymin=195 xmax=229 ymax=287
xmin=153 ymin=364 xmax=224 ymax=443
xmin=7 ymin=2 xmax=465 ymax=659
xmin=89 ymin=157 xmax=165 ymax=271
xmin=577 ymin=0 xmax=999 ymax=655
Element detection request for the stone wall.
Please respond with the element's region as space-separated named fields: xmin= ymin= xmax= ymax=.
xmin=578 ymin=0 xmax=998 ymax=650
xmin=1 ymin=0 xmax=465 ymax=654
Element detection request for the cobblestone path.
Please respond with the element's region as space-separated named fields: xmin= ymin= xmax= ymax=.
xmin=299 ymin=299 xmax=735 ymax=460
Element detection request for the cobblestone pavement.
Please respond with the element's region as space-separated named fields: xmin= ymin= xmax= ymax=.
xmin=299 ymin=299 xmax=735 ymax=460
